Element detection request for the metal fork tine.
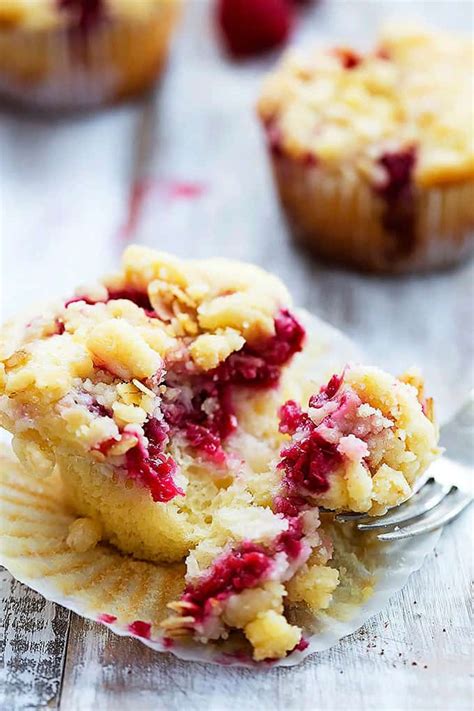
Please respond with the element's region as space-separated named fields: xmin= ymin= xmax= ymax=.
xmin=376 ymin=489 xmax=472 ymax=541
xmin=356 ymin=480 xmax=453 ymax=531
xmin=334 ymin=511 xmax=367 ymax=523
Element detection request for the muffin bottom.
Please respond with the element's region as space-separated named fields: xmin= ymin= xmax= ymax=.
xmin=271 ymin=154 xmax=474 ymax=273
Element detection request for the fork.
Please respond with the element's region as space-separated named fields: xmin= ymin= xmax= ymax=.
xmin=335 ymin=390 xmax=474 ymax=540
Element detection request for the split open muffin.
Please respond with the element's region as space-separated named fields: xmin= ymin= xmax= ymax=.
xmin=0 ymin=246 xmax=440 ymax=660
xmin=258 ymin=24 xmax=474 ymax=272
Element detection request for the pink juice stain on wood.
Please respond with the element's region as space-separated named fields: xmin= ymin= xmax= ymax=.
xmin=119 ymin=179 xmax=207 ymax=240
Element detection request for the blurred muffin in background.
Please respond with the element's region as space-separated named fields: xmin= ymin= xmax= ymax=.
xmin=0 ymin=0 xmax=181 ymax=110
xmin=258 ymin=24 xmax=474 ymax=273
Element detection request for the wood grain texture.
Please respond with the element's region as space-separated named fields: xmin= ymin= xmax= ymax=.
xmin=0 ymin=1 xmax=473 ymax=709
xmin=0 ymin=569 xmax=70 ymax=710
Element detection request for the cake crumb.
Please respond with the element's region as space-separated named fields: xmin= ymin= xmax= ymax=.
xmin=66 ymin=517 xmax=102 ymax=553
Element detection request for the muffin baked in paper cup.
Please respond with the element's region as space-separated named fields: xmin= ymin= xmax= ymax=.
xmin=267 ymin=154 xmax=474 ymax=274
xmin=257 ymin=25 xmax=474 ymax=274
xmin=0 ymin=0 xmax=181 ymax=111
xmin=0 ymin=312 xmax=441 ymax=667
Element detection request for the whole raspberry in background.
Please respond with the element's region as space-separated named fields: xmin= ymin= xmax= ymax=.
xmin=216 ymin=0 xmax=294 ymax=59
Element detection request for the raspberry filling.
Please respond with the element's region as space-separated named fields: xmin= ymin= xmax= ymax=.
xmin=277 ymin=372 xmax=376 ymax=497
xmin=376 ymin=147 xmax=417 ymax=255
xmin=273 ymin=515 xmax=304 ymax=560
xmin=125 ymin=423 xmax=182 ymax=503
xmin=86 ymin=399 xmax=110 ymax=419
xmin=273 ymin=494 xmax=307 ymax=519
xmin=97 ymin=423 xmax=182 ymax=503
xmin=161 ymin=309 xmax=305 ymax=463
xmin=278 ymin=401 xmax=342 ymax=495
xmin=182 ymin=542 xmax=272 ymax=624
xmin=217 ymin=309 xmax=306 ymax=387
xmin=130 ymin=309 xmax=303 ymax=497
xmin=177 ymin=519 xmax=306 ymax=629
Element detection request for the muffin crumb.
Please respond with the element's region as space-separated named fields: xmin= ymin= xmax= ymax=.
xmin=66 ymin=517 xmax=102 ymax=553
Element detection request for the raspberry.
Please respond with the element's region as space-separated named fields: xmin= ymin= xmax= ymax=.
xmin=216 ymin=0 xmax=294 ymax=58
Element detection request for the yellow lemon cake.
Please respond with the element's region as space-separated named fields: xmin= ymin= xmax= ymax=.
xmin=0 ymin=246 xmax=440 ymax=660
xmin=0 ymin=0 xmax=181 ymax=109
xmin=258 ymin=24 xmax=474 ymax=272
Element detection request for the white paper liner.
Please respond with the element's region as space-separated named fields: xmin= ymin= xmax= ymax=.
xmin=0 ymin=311 xmax=441 ymax=667
xmin=270 ymin=153 xmax=474 ymax=273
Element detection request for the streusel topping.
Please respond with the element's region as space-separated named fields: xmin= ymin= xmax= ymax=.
xmin=0 ymin=246 xmax=302 ymax=503
xmin=258 ymin=24 xmax=474 ymax=187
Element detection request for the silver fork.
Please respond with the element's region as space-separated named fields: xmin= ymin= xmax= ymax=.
xmin=336 ymin=390 xmax=474 ymax=540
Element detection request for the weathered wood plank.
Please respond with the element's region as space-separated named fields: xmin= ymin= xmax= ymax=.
xmin=0 ymin=569 xmax=70 ymax=711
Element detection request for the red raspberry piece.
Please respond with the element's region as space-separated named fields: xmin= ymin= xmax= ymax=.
xmin=216 ymin=0 xmax=294 ymax=59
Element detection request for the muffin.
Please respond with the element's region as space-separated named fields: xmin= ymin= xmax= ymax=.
xmin=258 ymin=24 xmax=474 ymax=273
xmin=0 ymin=246 xmax=440 ymax=660
xmin=0 ymin=0 xmax=181 ymax=110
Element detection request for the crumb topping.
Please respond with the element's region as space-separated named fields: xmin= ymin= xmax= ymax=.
xmin=258 ymin=24 xmax=474 ymax=186
xmin=0 ymin=246 xmax=303 ymax=503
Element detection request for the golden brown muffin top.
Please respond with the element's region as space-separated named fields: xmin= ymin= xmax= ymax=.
xmin=258 ymin=24 xmax=474 ymax=187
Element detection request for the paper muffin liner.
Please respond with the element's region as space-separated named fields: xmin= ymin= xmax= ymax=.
xmin=0 ymin=312 xmax=441 ymax=667
xmin=0 ymin=2 xmax=180 ymax=110
xmin=270 ymin=152 xmax=474 ymax=273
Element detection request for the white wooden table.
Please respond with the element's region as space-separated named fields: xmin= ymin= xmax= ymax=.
xmin=1 ymin=2 xmax=473 ymax=709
